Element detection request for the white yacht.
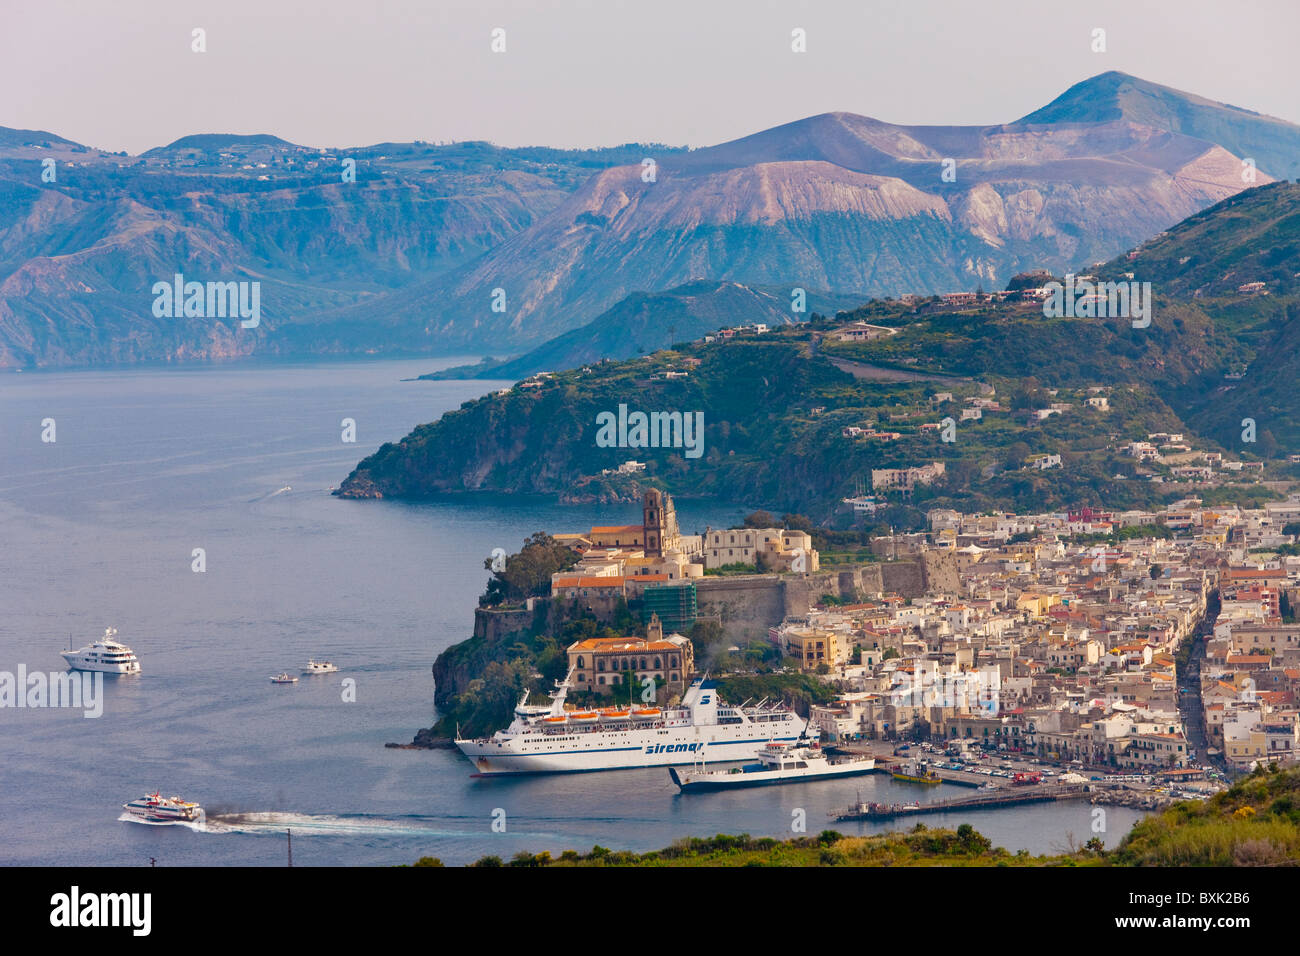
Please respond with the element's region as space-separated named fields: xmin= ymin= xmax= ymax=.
xmin=270 ymin=672 xmax=298 ymax=684
xmin=303 ymin=660 xmax=338 ymax=674
xmin=122 ymin=792 xmax=202 ymax=823
xmin=670 ymin=741 xmax=875 ymax=792
xmin=455 ymin=669 xmax=809 ymax=774
xmin=61 ymin=627 xmax=141 ymax=674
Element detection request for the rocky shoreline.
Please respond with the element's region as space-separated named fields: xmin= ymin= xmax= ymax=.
xmin=385 ymin=727 xmax=457 ymax=750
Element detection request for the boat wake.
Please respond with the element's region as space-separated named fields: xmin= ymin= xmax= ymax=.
xmin=249 ymin=485 xmax=293 ymax=503
xmin=199 ymin=811 xmax=480 ymax=839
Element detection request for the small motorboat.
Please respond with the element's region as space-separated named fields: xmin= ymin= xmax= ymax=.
xmin=271 ymin=672 xmax=299 ymax=684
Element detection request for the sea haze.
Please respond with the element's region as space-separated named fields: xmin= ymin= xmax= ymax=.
xmin=0 ymin=359 xmax=1141 ymax=865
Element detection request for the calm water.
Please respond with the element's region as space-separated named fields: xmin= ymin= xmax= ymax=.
xmin=0 ymin=359 xmax=1144 ymax=866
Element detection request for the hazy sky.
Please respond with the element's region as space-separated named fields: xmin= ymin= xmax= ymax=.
xmin=5 ymin=0 xmax=1297 ymax=154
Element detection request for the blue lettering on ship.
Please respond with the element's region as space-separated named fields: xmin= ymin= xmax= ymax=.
xmin=644 ymin=743 xmax=702 ymax=754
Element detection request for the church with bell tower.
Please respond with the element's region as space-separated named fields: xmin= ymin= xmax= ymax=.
xmin=642 ymin=488 xmax=682 ymax=557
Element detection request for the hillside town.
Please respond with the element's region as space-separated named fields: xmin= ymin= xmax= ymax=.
xmin=787 ymin=496 xmax=1300 ymax=781
xmin=519 ymin=487 xmax=1300 ymax=787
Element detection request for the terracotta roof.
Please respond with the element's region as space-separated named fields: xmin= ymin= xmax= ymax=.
xmin=590 ymin=525 xmax=644 ymax=534
xmin=569 ymin=636 xmax=684 ymax=652
xmin=553 ymin=576 xmax=626 ymax=588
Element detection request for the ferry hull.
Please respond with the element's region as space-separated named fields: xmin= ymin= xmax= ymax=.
xmin=457 ymin=733 xmax=803 ymax=775
xmin=670 ymin=760 xmax=876 ymax=792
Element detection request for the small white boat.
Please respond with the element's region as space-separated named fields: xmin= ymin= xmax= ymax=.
xmin=670 ymin=741 xmax=875 ymax=792
xmin=271 ymin=672 xmax=298 ymax=684
xmin=302 ymin=660 xmax=338 ymax=674
xmin=61 ymin=627 xmax=141 ymax=674
xmin=123 ymin=792 xmax=202 ymax=823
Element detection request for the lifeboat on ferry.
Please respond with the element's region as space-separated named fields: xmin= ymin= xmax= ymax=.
xmin=601 ymin=708 xmax=632 ymax=720
xmin=631 ymin=708 xmax=661 ymax=720
xmin=541 ymin=715 xmax=567 ymax=726
xmin=570 ymin=712 xmax=599 ymax=723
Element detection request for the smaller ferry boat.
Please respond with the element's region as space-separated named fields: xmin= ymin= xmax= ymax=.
xmin=891 ymin=759 xmax=943 ymax=785
xmin=270 ymin=672 xmax=299 ymax=684
xmin=302 ymin=660 xmax=339 ymax=675
xmin=123 ymin=792 xmax=202 ymax=823
xmin=670 ymin=742 xmax=875 ymax=792
xmin=61 ymin=627 xmax=141 ymax=674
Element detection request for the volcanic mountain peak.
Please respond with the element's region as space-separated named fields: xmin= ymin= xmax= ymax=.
xmin=1016 ymin=71 xmax=1300 ymax=177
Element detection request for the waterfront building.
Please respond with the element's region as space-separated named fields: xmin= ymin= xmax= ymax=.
xmin=566 ymin=613 xmax=693 ymax=697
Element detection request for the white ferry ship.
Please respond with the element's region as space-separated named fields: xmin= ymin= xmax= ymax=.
xmin=61 ymin=627 xmax=141 ymax=674
xmin=669 ymin=741 xmax=875 ymax=792
xmin=122 ymin=792 xmax=203 ymax=823
xmin=455 ymin=669 xmax=809 ymax=775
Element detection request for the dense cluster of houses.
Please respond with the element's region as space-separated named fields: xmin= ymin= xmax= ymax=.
xmin=772 ymin=497 xmax=1300 ymax=773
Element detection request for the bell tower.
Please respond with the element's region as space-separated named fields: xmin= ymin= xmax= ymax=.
xmin=643 ymin=489 xmax=664 ymax=556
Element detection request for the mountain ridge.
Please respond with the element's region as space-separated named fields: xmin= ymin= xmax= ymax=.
xmin=3 ymin=72 xmax=1299 ymax=367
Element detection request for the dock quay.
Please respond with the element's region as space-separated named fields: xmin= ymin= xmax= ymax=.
xmin=831 ymin=785 xmax=1087 ymax=821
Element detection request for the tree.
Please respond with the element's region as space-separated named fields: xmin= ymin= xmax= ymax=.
xmin=1259 ymin=428 xmax=1279 ymax=460
xmin=481 ymin=532 xmax=578 ymax=606
xmin=1005 ymin=442 xmax=1031 ymax=470
xmin=1149 ymin=563 xmax=1161 ymax=580
xmin=742 ymin=510 xmax=777 ymax=529
xmin=687 ymin=619 xmax=724 ymax=657
xmin=782 ymin=513 xmax=813 ymax=532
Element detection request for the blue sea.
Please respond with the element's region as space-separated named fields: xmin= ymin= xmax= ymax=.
xmin=0 ymin=358 xmax=1145 ymax=865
